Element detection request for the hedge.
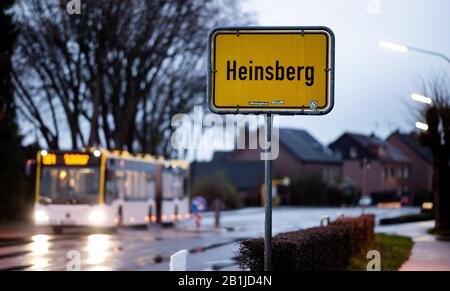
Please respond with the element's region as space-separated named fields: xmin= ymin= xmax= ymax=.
xmin=237 ymin=215 xmax=375 ymax=271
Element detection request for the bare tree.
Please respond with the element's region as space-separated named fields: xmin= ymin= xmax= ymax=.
xmin=13 ymin=0 xmax=250 ymax=155
xmin=415 ymin=73 xmax=450 ymax=232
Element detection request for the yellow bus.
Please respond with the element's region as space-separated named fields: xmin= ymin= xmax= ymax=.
xmin=34 ymin=149 xmax=190 ymax=233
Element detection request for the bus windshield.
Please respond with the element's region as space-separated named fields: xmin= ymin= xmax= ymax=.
xmin=39 ymin=167 xmax=100 ymax=205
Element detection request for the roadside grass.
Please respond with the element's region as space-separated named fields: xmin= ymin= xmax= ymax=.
xmin=348 ymin=233 xmax=413 ymax=271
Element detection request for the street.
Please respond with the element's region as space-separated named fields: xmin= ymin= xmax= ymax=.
xmin=0 ymin=207 xmax=421 ymax=271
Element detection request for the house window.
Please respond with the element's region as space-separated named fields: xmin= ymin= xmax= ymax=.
xmin=322 ymin=169 xmax=328 ymax=181
xmin=397 ymin=168 xmax=403 ymax=178
xmin=390 ymin=168 xmax=396 ymax=178
xmin=403 ymin=166 xmax=409 ymax=178
xmin=349 ymin=147 xmax=358 ymax=159
xmin=384 ymin=168 xmax=389 ymax=180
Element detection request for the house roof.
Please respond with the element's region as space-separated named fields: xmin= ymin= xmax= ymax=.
xmin=390 ymin=133 xmax=433 ymax=163
xmin=278 ymin=128 xmax=341 ymax=163
xmin=346 ymin=133 xmax=409 ymax=163
xmin=212 ymin=151 xmax=233 ymax=161
xmin=191 ymin=161 xmax=264 ymax=190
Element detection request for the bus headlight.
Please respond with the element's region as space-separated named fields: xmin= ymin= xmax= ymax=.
xmin=88 ymin=209 xmax=106 ymax=225
xmin=34 ymin=210 xmax=49 ymax=223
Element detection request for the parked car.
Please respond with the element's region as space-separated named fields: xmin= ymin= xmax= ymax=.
xmin=400 ymin=196 xmax=412 ymax=206
xmin=358 ymin=196 xmax=372 ymax=206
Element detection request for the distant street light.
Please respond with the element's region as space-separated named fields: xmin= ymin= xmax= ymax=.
xmin=379 ymin=41 xmax=408 ymax=53
xmin=415 ymin=122 xmax=429 ymax=131
xmin=379 ymin=40 xmax=450 ymax=64
xmin=411 ymin=93 xmax=432 ymax=105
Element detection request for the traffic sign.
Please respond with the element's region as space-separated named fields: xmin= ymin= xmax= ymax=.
xmin=208 ymin=26 xmax=335 ymax=115
xmin=191 ymin=196 xmax=207 ymax=213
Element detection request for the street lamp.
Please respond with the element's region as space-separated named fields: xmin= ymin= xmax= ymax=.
xmin=411 ymin=93 xmax=432 ymax=105
xmin=379 ymin=41 xmax=408 ymax=53
xmin=415 ymin=122 xmax=429 ymax=131
xmin=379 ymin=40 xmax=450 ymax=64
xmin=379 ymin=41 xmax=447 ymax=133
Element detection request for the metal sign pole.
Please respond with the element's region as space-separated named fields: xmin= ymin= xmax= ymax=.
xmin=264 ymin=114 xmax=273 ymax=271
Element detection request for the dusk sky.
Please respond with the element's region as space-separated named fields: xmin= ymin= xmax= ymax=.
xmin=242 ymin=0 xmax=450 ymax=145
xmin=19 ymin=0 xmax=450 ymax=155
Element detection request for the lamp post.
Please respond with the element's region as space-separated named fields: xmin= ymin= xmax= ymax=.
xmin=379 ymin=41 xmax=450 ymax=64
xmin=411 ymin=93 xmax=432 ymax=105
xmin=415 ymin=122 xmax=429 ymax=131
xmin=411 ymin=94 xmax=432 ymax=131
xmin=379 ymin=41 xmax=448 ymax=133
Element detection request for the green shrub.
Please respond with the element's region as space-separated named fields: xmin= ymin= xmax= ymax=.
xmin=327 ymin=186 xmax=346 ymax=206
xmin=290 ymin=174 xmax=351 ymax=206
xmin=237 ymin=215 xmax=375 ymax=271
xmin=290 ymin=174 xmax=328 ymax=205
xmin=333 ymin=175 xmax=359 ymax=205
xmin=192 ymin=172 xmax=243 ymax=210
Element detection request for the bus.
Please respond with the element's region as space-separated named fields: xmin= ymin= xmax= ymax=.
xmin=33 ymin=149 xmax=190 ymax=233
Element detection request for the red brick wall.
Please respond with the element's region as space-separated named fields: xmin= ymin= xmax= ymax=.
xmin=387 ymin=135 xmax=433 ymax=192
xmin=343 ymin=160 xmax=408 ymax=194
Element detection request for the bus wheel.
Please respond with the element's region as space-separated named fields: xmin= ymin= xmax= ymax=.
xmin=52 ymin=226 xmax=63 ymax=235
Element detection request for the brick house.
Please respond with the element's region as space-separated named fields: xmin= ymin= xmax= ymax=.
xmin=329 ymin=133 xmax=410 ymax=196
xmin=190 ymin=160 xmax=264 ymax=206
xmin=216 ymin=128 xmax=342 ymax=185
xmin=387 ymin=131 xmax=433 ymax=193
xmin=206 ymin=128 xmax=341 ymax=205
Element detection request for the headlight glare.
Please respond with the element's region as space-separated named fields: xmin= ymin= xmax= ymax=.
xmin=88 ymin=209 xmax=106 ymax=224
xmin=34 ymin=210 xmax=49 ymax=223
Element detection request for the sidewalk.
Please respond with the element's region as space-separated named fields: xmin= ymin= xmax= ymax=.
xmin=377 ymin=220 xmax=450 ymax=271
xmin=400 ymin=234 xmax=450 ymax=271
xmin=0 ymin=221 xmax=34 ymax=240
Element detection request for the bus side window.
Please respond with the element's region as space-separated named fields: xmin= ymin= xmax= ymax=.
xmin=105 ymin=169 xmax=119 ymax=203
xmin=183 ymin=176 xmax=188 ymax=198
xmin=123 ymin=170 xmax=147 ymax=201
xmin=124 ymin=170 xmax=132 ymax=200
xmin=118 ymin=170 xmax=126 ymax=200
xmin=145 ymin=172 xmax=155 ymax=199
xmin=141 ymin=171 xmax=147 ymax=199
xmin=173 ymin=174 xmax=182 ymax=199
xmin=162 ymin=170 xmax=174 ymax=200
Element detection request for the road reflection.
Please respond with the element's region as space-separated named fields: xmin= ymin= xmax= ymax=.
xmin=0 ymin=208 xmax=423 ymax=271
xmin=27 ymin=233 xmax=115 ymax=270
xmin=31 ymin=258 xmax=48 ymax=270
xmin=87 ymin=234 xmax=111 ymax=265
xmin=31 ymin=234 xmax=50 ymax=255
xmin=30 ymin=234 xmax=50 ymax=270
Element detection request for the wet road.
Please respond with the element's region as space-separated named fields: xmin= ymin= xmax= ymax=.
xmin=0 ymin=207 xmax=421 ymax=271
